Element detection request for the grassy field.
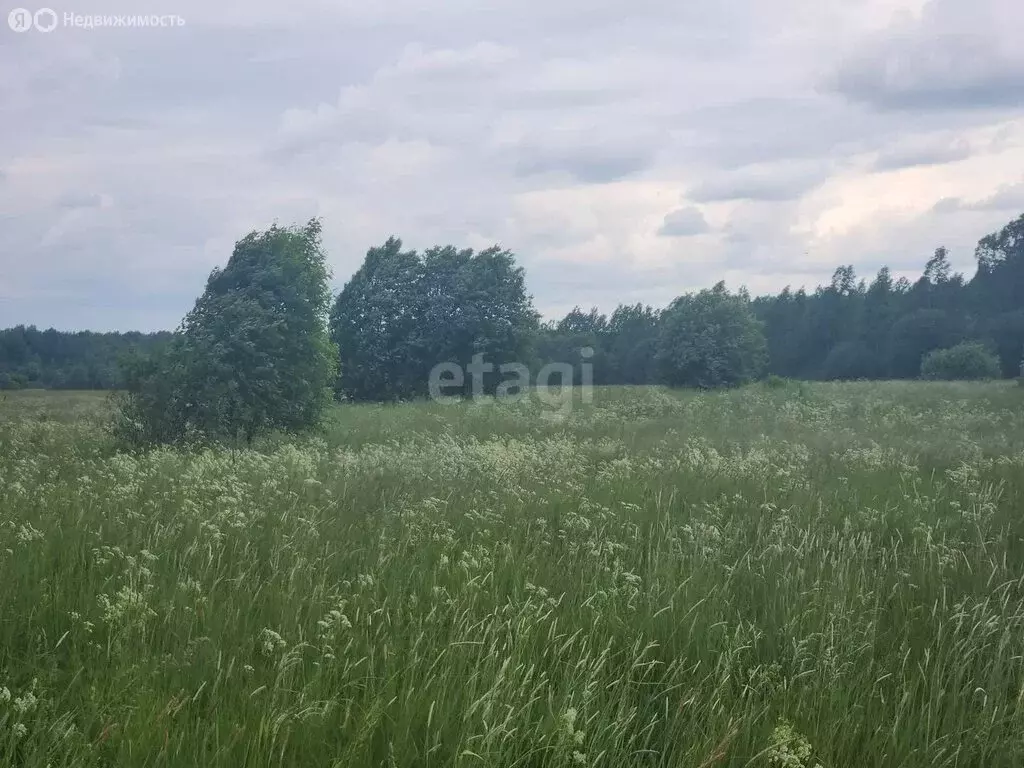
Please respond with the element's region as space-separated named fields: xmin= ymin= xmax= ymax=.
xmin=2 ymin=382 xmax=1024 ymax=766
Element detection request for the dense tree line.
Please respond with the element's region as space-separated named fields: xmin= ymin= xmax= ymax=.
xmin=3 ymin=212 xmax=1022 ymax=403
xmin=534 ymin=214 xmax=1024 ymax=384
xmin=0 ymin=326 xmax=172 ymax=390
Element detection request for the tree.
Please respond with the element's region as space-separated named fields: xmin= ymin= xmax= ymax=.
xmin=973 ymin=214 xmax=1024 ymax=315
xmin=329 ymin=237 xmax=426 ymax=402
xmin=656 ymin=282 xmax=768 ymax=389
xmin=0 ymin=326 xmax=170 ymax=390
xmin=419 ymin=244 xmax=538 ymax=396
xmin=923 ymin=246 xmax=952 ymax=286
xmin=533 ymin=306 xmax=609 ymax=385
xmin=114 ymin=219 xmax=337 ymax=446
xmin=984 ymin=310 xmax=1024 ymax=377
xmin=858 ymin=267 xmax=903 ymax=378
xmin=605 ymin=303 xmax=660 ymax=384
xmin=887 ymin=308 xmax=960 ymax=379
xmin=330 ymin=238 xmax=537 ymax=401
xmin=920 ymin=342 xmax=1001 ymax=381
xmin=820 ymin=341 xmax=874 ymax=381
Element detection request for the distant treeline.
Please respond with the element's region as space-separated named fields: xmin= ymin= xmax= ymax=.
xmin=3 ymin=213 xmax=1023 ymax=391
xmin=533 ymin=215 xmax=1024 ymax=384
xmin=0 ymin=327 xmax=172 ymax=390
xmin=544 ymin=241 xmax=1023 ymax=385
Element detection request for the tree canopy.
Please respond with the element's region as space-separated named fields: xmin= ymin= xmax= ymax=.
xmin=330 ymin=238 xmax=538 ymax=401
xmin=656 ymin=282 xmax=768 ymax=389
xmin=113 ymin=219 xmax=337 ymax=446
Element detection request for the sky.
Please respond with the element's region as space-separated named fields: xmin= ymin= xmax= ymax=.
xmin=2 ymin=0 xmax=1023 ymax=332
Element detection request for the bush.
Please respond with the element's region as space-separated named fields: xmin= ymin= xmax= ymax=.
xmin=920 ymin=342 xmax=1002 ymax=381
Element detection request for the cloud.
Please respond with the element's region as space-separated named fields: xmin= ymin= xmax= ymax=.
xmin=872 ymin=136 xmax=972 ymax=171
xmin=54 ymin=191 xmax=106 ymax=210
xmin=2 ymin=0 xmax=1024 ymax=330
xmin=659 ymin=207 xmax=710 ymax=237
xmin=829 ymin=0 xmax=1024 ymax=112
xmin=689 ymin=163 xmax=831 ymax=203
xmin=931 ymin=180 xmax=1024 ymax=213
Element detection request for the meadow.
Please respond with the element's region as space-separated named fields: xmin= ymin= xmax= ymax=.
xmin=2 ymin=382 xmax=1024 ymax=767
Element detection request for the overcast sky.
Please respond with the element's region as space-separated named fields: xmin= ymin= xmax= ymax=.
xmin=2 ymin=0 xmax=1023 ymax=331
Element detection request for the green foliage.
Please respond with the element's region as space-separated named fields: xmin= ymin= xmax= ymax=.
xmin=763 ymin=374 xmax=791 ymax=389
xmin=330 ymin=237 xmax=537 ymax=401
xmin=920 ymin=341 xmax=1002 ymax=381
xmin=4 ymin=383 xmax=1024 ymax=765
xmin=0 ymin=326 xmax=170 ymax=389
xmin=7 ymin=211 xmax=1024 ymax=395
xmin=605 ymin=303 xmax=660 ymax=384
xmin=656 ymin=282 xmax=768 ymax=388
xmin=974 ymin=213 xmax=1024 ymax=315
xmin=888 ymin=308 xmax=961 ymax=379
xmin=820 ymin=340 xmax=874 ymax=381
xmin=113 ymin=219 xmax=337 ymax=446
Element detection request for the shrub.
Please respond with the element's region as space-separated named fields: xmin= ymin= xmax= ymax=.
xmin=920 ymin=342 xmax=1002 ymax=381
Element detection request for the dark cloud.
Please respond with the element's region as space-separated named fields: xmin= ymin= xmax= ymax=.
xmin=513 ymin=144 xmax=654 ymax=184
xmin=872 ymin=137 xmax=971 ymax=171
xmin=689 ymin=164 xmax=830 ymax=203
xmin=931 ymin=181 xmax=1024 ymax=213
xmin=658 ymin=207 xmax=710 ymax=237
xmin=830 ymin=1 xmax=1024 ymax=112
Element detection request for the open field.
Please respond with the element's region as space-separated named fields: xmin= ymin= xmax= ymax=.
xmin=2 ymin=382 xmax=1024 ymax=766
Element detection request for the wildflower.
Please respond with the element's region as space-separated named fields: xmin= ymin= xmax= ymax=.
xmin=561 ymin=707 xmax=578 ymax=734
xmin=12 ymin=723 xmax=27 ymax=739
xmin=259 ymin=628 xmax=287 ymax=656
xmin=766 ymin=720 xmax=818 ymax=768
xmin=16 ymin=523 xmax=44 ymax=544
xmin=13 ymin=691 xmax=37 ymax=715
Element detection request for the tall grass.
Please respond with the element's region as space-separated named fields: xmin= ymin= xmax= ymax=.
xmin=1 ymin=382 xmax=1024 ymax=766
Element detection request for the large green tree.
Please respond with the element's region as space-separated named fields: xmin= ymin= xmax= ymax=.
xmin=330 ymin=238 xmax=537 ymax=401
xmin=328 ymin=237 xmax=426 ymax=402
xmin=114 ymin=219 xmax=337 ymax=446
xmin=605 ymin=303 xmax=660 ymax=385
xmin=656 ymin=282 xmax=768 ymax=389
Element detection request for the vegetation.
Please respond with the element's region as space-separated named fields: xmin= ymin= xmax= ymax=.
xmin=920 ymin=341 xmax=1002 ymax=381
xmin=330 ymin=238 xmax=538 ymax=401
xmin=2 ymin=209 xmax=1024 ymax=765
xmin=655 ymin=282 xmax=767 ymax=389
xmin=0 ymin=328 xmax=170 ymax=390
xmin=112 ymin=219 xmax=337 ymax=447
xmin=5 ymin=213 xmax=1024 ymax=394
xmin=2 ymin=382 xmax=1024 ymax=766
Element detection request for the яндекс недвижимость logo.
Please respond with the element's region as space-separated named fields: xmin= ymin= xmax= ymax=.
xmin=8 ymin=8 xmax=185 ymax=32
